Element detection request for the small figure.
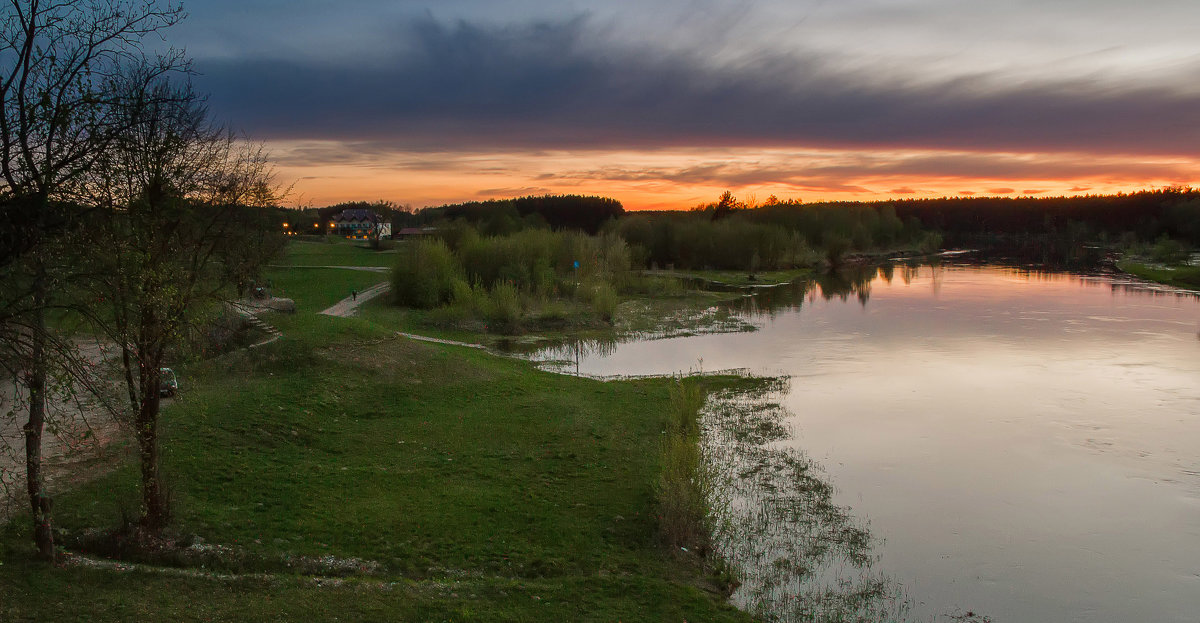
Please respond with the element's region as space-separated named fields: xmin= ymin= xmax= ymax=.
xmin=352 ymin=289 xmax=358 ymax=301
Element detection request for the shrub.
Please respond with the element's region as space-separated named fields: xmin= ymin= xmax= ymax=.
xmin=391 ymin=239 xmax=460 ymax=309
xmin=583 ymin=281 xmax=619 ymax=323
xmin=823 ymin=234 xmax=851 ymax=268
xmin=917 ymin=231 xmax=944 ymax=254
xmin=485 ymin=281 xmax=523 ymax=333
xmin=1151 ymin=235 xmax=1189 ymax=265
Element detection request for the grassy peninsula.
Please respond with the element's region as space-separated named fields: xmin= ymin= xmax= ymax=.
xmin=0 ymin=240 xmax=752 ymax=622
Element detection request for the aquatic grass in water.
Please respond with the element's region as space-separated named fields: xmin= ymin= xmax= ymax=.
xmin=701 ymin=380 xmax=916 ymax=622
xmin=656 ymin=377 xmax=713 ymax=552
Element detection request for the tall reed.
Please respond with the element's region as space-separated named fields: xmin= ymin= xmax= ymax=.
xmin=656 ymin=376 xmax=712 ymax=551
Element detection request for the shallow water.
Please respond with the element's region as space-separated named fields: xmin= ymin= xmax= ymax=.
xmin=532 ymin=264 xmax=1200 ymax=622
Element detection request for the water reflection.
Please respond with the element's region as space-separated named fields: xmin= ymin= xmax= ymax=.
xmin=529 ymin=263 xmax=1200 ymax=623
xmin=517 ymin=337 xmax=619 ymax=376
xmin=524 ymin=261 xmax=1198 ymax=378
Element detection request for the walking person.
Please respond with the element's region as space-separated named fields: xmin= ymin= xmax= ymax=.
xmin=352 ymin=289 xmax=358 ymax=302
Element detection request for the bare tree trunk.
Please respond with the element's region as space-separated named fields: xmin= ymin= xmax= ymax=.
xmin=136 ymin=367 xmax=166 ymax=530
xmin=23 ymin=276 xmax=53 ymax=560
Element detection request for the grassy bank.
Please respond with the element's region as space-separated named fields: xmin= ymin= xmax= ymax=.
xmin=1117 ymin=259 xmax=1200 ymax=291
xmin=645 ymin=268 xmax=814 ymax=288
xmin=0 ymin=261 xmax=752 ymax=622
xmin=264 ymin=267 xmax=389 ymax=314
xmin=281 ymin=237 xmax=399 ymax=267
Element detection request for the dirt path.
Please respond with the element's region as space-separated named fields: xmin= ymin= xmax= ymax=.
xmin=269 ymin=265 xmax=389 ymax=272
xmin=394 ymin=332 xmax=486 ymax=349
xmin=1 ymin=338 xmax=127 ymax=517
xmin=320 ymin=281 xmax=391 ymax=317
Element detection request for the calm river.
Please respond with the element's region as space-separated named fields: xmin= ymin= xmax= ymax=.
xmin=532 ymin=263 xmax=1200 ymax=622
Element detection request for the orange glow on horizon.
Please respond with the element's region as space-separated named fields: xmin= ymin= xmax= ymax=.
xmin=268 ymin=142 xmax=1200 ymax=210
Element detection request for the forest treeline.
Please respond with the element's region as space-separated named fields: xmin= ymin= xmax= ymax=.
xmin=380 ymin=188 xmax=1198 ymax=269
xmin=616 ymin=200 xmax=935 ymax=270
xmin=419 ymin=195 xmax=625 ymax=234
xmin=388 ymin=192 xmax=938 ymax=272
xmin=885 ymin=188 xmax=1200 ymax=244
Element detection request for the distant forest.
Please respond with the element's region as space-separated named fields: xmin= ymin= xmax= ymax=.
xmin=884 ymin=188 xmax=1200 ymax=245
xmin=297 ymin=189 xmax=1198 ymax=268
xmin=418 ymin=195 xmax=625 ymax=234
xmin=303 ymin=189 xmax=1199 ymax=242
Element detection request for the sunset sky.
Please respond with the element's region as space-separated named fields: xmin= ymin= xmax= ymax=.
xmin=178 ymin=0 xmax=1200 ymax=210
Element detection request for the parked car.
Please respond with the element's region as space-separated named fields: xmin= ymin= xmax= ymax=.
xmin=160 ymin=368 xmax=179 ymax=397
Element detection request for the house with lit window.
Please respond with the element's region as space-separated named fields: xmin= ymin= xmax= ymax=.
xmin=331 ymin=208 xmax=382 ymax=239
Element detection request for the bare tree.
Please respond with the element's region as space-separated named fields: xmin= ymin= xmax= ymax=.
xmin=88 ymin=79 xmax=282 ymax=532
xmin=0 ymin=0 xmax=183 ymax=559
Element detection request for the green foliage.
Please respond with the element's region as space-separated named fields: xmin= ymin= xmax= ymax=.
xmin=917 ymin=231 xmax=944 ymax=254
xmin=390 ymin=239 xmax=460 ymax=309
xmin=581 ymin=281 xmax=619 ymax=322
xmin=823 ymin=234 xmax=851 ymax=268
xmin=1151 ymin=236 xmax=1190 ymax=265
xmin=391 ymin=227 xmax=636 ymax=333
xmin=615 ymin=196 xmax=930 ymax=272
xmin=485 ymin=280 xmax=524 ymax=331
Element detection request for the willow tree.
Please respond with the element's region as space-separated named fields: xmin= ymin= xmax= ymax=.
xmin=0 ymin=0 xmax=183 ymax=559
xmin=88 ymin=80 xmax=282 ymax=531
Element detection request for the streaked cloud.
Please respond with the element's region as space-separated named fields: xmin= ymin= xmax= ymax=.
xmin=171 ymin=3 xmax=1200 ymax=207
xmin=196 ymin=15 xmax=1200 ymax=157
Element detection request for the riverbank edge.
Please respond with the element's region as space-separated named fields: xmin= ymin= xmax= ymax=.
xmin=1 ymin=307 xmax=763 ymax=621
xmin=1115 ymin=258 xmax=1200 ymax=292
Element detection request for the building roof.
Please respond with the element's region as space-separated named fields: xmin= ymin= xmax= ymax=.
xmin=333 ymin=208 xmax=382 ymax=223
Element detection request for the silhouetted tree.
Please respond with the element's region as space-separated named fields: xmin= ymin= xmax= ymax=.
xmin=0 ymin=0 xmax=183 ymax=559
xmin=87 ymin=79 xmax=281 ymax=532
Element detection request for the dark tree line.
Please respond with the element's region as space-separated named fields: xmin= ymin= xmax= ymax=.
xmin=884 ymin=188 xmax=1200 ymax=245
xmin=422 ymin=195 xmax=625 ymax=234
xmin=616 ymin=196 xmax=934 ymax=271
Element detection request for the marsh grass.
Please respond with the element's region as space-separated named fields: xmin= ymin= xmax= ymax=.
xmin=700 ymin=379 xmax=918 ymax=622
xmin=1118 ymin=259 xmax=1200 ymax=290
xmin=656 ymin=377 xmax=711 ymax=551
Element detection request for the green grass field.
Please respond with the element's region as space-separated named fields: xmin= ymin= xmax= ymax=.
xmin=0 ymin=250 xmax=752 ymax=622
xmin=265 ymin=267 xmax=389 ymax=314
xmin=280 ymin=238 xmax=401 ymax=267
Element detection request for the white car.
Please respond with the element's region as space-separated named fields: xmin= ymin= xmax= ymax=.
xmin=160 ymin=368 xmax=179 ymax=397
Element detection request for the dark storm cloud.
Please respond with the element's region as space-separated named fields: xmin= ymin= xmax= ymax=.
xmin=534 ymin=152 xmax=1195 ymax=190
xmin=195 ymin=16 xmax=1200 ymax=156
